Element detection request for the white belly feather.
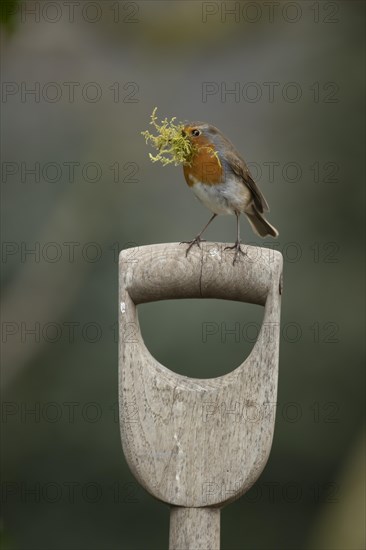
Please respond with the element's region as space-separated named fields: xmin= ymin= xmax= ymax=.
xmin=189 ymin=175 xmax=252 ymax=215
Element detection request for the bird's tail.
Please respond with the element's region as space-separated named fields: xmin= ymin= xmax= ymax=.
xmin=246 ymin=205 xmax=279 ymax=238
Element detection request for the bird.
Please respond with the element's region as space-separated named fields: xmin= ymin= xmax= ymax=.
xmin=180 ymin=122 xmax=278 ymax=264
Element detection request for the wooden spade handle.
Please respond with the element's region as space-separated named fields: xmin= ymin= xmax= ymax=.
xmin=120 ymin=242 xmax=280 ymax=306
xmin=119 ymin=242 xmax=283 ymax=550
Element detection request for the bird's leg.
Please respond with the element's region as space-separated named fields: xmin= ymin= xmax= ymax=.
xmin=181 ymin=213 xmax=217 ymax=256
xmin=224 ymin=211 xmax=246 ymax=264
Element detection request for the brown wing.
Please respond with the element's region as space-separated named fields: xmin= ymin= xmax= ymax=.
xmin=226 ymin=150 xmax=269 ymax=213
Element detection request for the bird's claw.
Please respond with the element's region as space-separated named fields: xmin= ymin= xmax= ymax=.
xmin=224 ymin=241 xmax=246 ymax=265
xmin=180 ymin=236 xmax=206 ymax=257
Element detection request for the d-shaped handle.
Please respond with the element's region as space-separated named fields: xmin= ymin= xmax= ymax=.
xmin=119 ymin=242 xmax=282 ymax=510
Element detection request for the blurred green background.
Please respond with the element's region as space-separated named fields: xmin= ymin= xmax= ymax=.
xmin=1 ymin=1 xmax=365 ymax=549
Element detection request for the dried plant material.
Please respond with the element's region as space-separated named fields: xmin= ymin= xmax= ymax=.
xmin=141 ymin=108 xmax=196 ymax=166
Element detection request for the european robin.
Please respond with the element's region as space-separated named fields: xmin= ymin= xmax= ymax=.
xmin=181 ymin=122 xmax=278 ymax=264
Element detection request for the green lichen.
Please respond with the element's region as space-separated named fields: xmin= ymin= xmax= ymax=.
xmin=142 ymin=108 xmax=222 ymax=169
xmin=141 ymin=108 xmax=196 ymax=166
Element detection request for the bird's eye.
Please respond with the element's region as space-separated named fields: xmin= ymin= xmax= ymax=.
xmin=191 ymin=129 xmax=201 ymax=137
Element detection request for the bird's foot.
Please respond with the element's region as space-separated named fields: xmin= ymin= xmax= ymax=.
xmin=224 ymin=241 xmax=246 ymax=265
xmin=180 ymin=236 xmax=206 ymax=257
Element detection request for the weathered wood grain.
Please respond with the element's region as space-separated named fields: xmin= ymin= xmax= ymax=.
xmin=118 ymin=242 xmax=283 ymax=549
xmin=169 ymin=507 xmax=220 ymax=550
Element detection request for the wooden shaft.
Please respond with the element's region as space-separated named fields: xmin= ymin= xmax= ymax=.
xmin=169 ymin=507 xmax=220 ymax=550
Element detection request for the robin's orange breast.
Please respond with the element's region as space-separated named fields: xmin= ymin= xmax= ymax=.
xmin=184 ymin=144 xmax=223 ymax=187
